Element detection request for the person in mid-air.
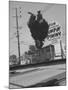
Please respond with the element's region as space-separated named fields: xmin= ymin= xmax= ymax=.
xmin=37 ymin=10 xmax=43 ymax=22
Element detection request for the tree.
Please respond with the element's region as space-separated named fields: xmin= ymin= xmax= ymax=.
xmin=29 ymin=45 xmax=36 ymax=52
xmin=9 ymin=55 xmax=17 ymax=65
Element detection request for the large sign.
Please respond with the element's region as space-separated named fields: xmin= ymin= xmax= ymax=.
xmin=47 ymin=22 xmax=61 ymax=41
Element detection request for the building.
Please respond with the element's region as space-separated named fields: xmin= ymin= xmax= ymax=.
xmin=31 ymin=44 xmax=55 ymax=64
xmin=19 ymin=44 xmax=55 ymax=65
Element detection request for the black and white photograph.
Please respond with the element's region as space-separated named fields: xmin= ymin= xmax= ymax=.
xmin=9 ymin=1 xmax=66 ymax=89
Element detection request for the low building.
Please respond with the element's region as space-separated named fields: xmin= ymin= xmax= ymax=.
xmin=19 ymin=44 xmax=55 ymax=65
xmin=20 ymin=54 xmax=32 ymax=65
xmin=31 ymin=44 xmax=55 ymax=64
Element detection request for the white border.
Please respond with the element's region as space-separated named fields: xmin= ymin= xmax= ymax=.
xmin=0 ymin=0 xmax=68 ymax=90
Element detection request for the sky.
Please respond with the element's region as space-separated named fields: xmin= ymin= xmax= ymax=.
xmin=9 ymin=1 xmax=66 ymax=57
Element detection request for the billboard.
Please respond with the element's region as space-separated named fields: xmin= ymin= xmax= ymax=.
xmin=47 ymin=21 xmax=61 ymax=41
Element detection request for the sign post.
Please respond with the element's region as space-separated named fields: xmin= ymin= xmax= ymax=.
xmin=47 ymin=21 xmax=64 ymax=59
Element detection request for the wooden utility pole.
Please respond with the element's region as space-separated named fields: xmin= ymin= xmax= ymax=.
xmin=15 ymin=8 xmax=21 ymax=64
xmin=13 ymin=7 xmax=22 ymax=64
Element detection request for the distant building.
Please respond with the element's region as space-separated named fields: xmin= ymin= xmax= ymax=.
xmin=20 ymin=56 xmax=26 ymax=65
xmin=20 ymin=53 xmax=32 ymax=65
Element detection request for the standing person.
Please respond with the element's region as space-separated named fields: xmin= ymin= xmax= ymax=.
xmin=37 ymin=10 xmax=43 ymax=22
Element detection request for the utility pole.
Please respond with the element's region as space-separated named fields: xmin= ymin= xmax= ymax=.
xmin=16 ymin=8 xmax=21 ymax=64
xmin=13 ymin=7 xmax=22 ymax=64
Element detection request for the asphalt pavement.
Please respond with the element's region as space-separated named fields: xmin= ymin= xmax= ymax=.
xmin=9 ymin=63 xmax=66 ymax=88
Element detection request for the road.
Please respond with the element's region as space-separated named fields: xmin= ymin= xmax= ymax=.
xmin=9 ymin=63 xmax=66 ymax=88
